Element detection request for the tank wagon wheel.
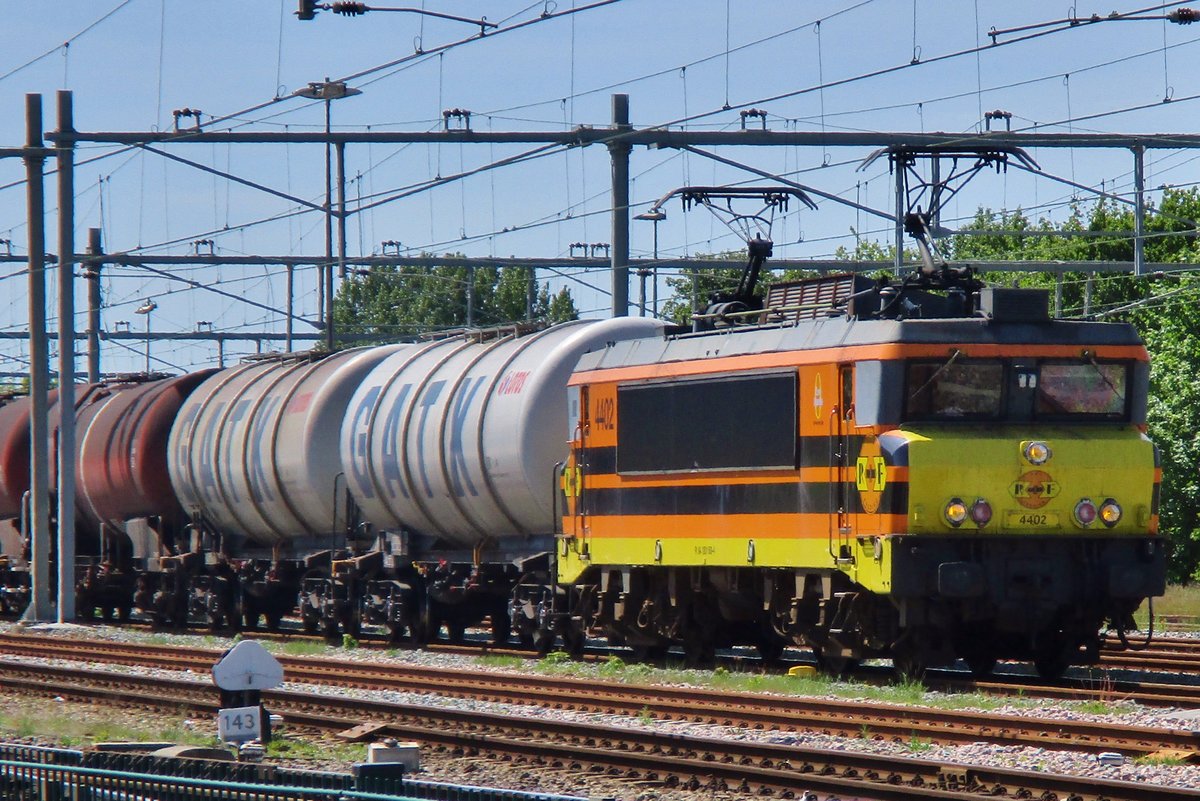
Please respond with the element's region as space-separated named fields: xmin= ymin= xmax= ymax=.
xmin=683 ymin=637 xmax=716 ymax=668
xmin=489 ymin=614 xmax=511 ymax=647
xmin=533 ymin=629 xmax=557 ymax=656
xmin=629 ymin=643 xmax=670 ymax=662
xmin=445 ymin=621 xmax=466 ymax=644
xmin=301 ymin=615 xmax=320 ymax=635
xmin=755 ymin=636 xmax=787 ymax=664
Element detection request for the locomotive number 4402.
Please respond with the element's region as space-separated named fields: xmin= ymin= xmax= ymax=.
xmin=1005 ymin=511 xmax=1060 ymax=528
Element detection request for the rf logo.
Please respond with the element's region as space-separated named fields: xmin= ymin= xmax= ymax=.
xmin=1010 ymin=470 xmax=1060 ymax=509
xmin=560 ymin=465 xmax=583 ymax=498
xmin=854 ymin=438 xmax=887 ymax=514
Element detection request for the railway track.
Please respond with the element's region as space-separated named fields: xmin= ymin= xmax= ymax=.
xmin=0 ymin=657 xmax=1194 ymax=801
xmin=56 ymin=617 xmax=1200 ymax=677
xmin=2 ymin=632 xmax=1198 ymax=758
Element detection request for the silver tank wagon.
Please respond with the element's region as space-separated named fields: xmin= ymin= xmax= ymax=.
xmin=168 ymin=347 xmax=405 ymax=545
xmin=342 ymin=318 xmax=665 ymax=547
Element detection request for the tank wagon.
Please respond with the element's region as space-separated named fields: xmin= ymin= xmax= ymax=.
xmin=0 ymin=270 xmax=1165 ymax=678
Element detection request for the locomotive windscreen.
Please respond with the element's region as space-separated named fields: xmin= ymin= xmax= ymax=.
xmin=616 ymin=372 xmax=797 ymax=473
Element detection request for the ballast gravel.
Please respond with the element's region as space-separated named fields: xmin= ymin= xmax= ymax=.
xmin=2 ymin=621 xmax=1198 ymax=799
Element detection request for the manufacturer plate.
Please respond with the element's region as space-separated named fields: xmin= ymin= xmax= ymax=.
xmin=1005 ymin=511 xmax=1060 ymax=529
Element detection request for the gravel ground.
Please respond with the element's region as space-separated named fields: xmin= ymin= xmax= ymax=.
xmin=2 ymin=621 xmax=1198 ymax=798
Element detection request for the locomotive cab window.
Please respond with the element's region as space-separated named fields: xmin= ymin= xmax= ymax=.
xmin=1034 ymin=360 xmax=1129 ymax=419
xmin=616 ymin=372 xmax=797 ymax=473
xmin=905 ymin=359 xmax=1004 ymax=420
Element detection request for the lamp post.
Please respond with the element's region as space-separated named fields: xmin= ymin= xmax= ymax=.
xmin=134 ymin=299 xmax=156 ymax=373
xmin=634 ymin=209 xmax=666 ymax=318
xmin=293 ymin=79 xmax=361 ymax=352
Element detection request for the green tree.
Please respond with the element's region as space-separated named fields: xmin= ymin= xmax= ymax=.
xmin=333 ymin=259 xmax=577 ymax=344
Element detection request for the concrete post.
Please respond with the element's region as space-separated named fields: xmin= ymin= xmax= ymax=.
xmin=23 ymin=93 xmax=53 ymax=622
xmin=609 ymin=94 xmax=631 ymax=317
xmin=55 ymin=90 xmax=76 ymax=621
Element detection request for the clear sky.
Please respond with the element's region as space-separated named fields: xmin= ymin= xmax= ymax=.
xmin=1 ymin=1 xmax=1198 ymax=374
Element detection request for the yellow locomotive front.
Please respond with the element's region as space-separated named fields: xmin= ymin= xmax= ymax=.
xmin=859 ymin=345 xmax=1165 ymax=678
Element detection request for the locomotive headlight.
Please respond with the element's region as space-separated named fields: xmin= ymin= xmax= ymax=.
xmin=1099 ymin=498 xmax=1123 ymax=528
xmin=1022 ymin=440 xmax=1052 ymax=466
xmin=970 ymin=498 xmax=993 ymax=527
xmin=1074 ymin=498 xmax=1098 ymax=527
xmin=944 ymin=498 xmax=968 ymax=527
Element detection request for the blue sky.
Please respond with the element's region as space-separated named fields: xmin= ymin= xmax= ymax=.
xmin=2 ymin=1 xmax=1198 ymax=373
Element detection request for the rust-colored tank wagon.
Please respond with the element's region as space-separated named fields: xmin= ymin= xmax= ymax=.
xmin=0 ymin=389 xmax=60 ymax=521
xmin=75 ymin=371 xmax=218 ymax=533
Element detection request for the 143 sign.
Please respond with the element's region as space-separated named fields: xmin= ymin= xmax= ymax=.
xmin=217 ymin=705 xmax=263 ymax=743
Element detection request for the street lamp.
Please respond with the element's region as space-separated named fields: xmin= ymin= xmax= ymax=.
xmin=293 ymin=79 xmax=362 ymax=351
xmin=134 ymin=298 xmax=156 ymax=373
xmin=634 ymin=209 xmax=666 ymax=318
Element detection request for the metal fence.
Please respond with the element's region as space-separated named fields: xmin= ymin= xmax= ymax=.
xmin=0 ymin=743 xmax=587 ymax=801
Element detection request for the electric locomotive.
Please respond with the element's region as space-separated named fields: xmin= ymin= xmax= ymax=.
xmin=553 ymin=269 xmax=1165 ymax=677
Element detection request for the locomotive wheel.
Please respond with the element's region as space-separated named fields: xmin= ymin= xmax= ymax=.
xmin=301 ymin=615 xmax=319 ymax=635
xmin=445 ymin=622 xmax=466 ymax=644
xmin=814 ymin=647 xmax=859 ymax=677
xmin=265 ymin=613 xmax=282 ymax=632
xmin=630 ymin=643 xmax=670 ymax=662
xmin=683 ymin=637 xmax=716 ymax=667
xmin=117 ymin=605 xmax=132 ymax=623
xmin=892 ymin=646 xmax=928 ymax=682
xmin=964 ymin=652 xmax=998 ymax=678
xmin=386 ymin=622 xmax=409 ymax=643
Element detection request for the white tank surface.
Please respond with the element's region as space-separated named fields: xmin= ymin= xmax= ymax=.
xmin=342 ymin=318 xmax=665 ymax=546
xmin=168 ymin=347 xmax=405 ymax=545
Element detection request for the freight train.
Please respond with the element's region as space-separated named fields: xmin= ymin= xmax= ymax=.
xmin=0 ymin=266 xmax=1165 ymax=678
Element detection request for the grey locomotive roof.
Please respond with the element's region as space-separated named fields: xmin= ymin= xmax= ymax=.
xmin=574 ymin=315 xmax=1145 ymax=373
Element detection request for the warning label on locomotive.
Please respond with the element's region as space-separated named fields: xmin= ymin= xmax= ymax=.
xmin=1009 ymin=470 xmax=1060 ymax=509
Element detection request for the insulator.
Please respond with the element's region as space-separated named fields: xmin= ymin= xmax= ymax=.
xmin=333 ymin=1 xmax=368 ymax=15
xmin=1169 ymin=8 xmax=1197 ymax=23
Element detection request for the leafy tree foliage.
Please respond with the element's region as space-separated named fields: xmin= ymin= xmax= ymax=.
xmin=333 ymin=259 xmax=578 ymax=344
